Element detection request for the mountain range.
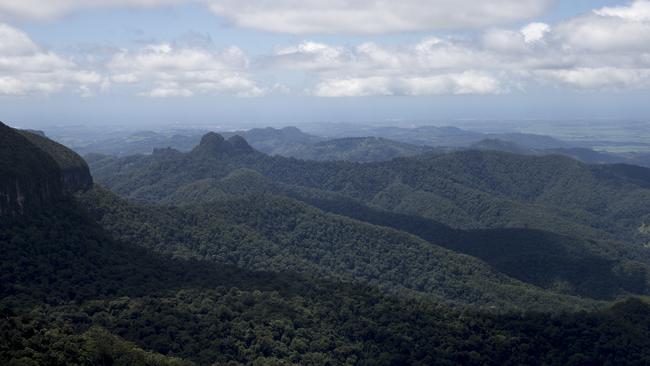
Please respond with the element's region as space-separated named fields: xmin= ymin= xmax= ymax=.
xmin=2 ymin=121 xmax=650 ymax=365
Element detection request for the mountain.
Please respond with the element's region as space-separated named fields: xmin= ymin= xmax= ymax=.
xmin=61 ymin=129 xmax=205 ymax=157
xmin=0 ymin=122 xmax=65 ymax=217
xmin=302 ymin=124 xmax=570 ymax=149
xmin=90 ymin=133 xmax=650 ymax=243
xmin=88 ymin=133 xmax=650 ymax=301
xmin=64 ymin=126 xmax=321 ymax=158
xmin=3 ymin=123 xmax=650 ymax=365
xmin=279 ymin=137 xmax=434 ymax=162
xmin=81 ymin=185 xmax=602 ymax=308
xmin=469 ymin=139 xmax=534 ymax=155
xmin=222 ymin=126 xmax=324 ymax=155
xmin=18 ymin=129 xmax=93 ymax=193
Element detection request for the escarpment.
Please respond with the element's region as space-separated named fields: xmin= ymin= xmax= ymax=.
xmin=0 ymin=122 xmax=93 ymax=218
xmin=19 ymin=129 xmax=93 ymax=193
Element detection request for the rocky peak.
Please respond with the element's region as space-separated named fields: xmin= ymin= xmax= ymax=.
xmin=192 ymin=132 xmax=255 ymax=156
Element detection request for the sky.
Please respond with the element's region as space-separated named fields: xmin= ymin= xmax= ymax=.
xmin=0 ymin=0 xmax=649 ymax=127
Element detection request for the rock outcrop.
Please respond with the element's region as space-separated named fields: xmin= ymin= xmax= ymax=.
xmin=0 ymin=122 xmax=93 ymax=218
xmin=191 ymin=132 xmax=255 ymax=157
xmin=18 ymin=129 xmax=93 ymax=193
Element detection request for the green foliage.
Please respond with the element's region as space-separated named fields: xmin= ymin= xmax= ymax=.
xmin=79 ymin=186 xmax=598 ymax=310
xmin=3 ymin=130 xmax=650 ymax=365
xmin=288 ymin=190 xmax=650 ymax=300
xmin=276 ymin=136 xmax=432 ymax=162
xmin=87 ymin=137 xmax=650 ymax=300
xmin=1 ymin=202 xmax=648 ymax=366
xmin=89 ymin=138 xmax=650 ymax=245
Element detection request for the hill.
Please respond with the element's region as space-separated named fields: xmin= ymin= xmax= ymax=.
xmin=90 ymin=133 xmax=650 ymax=244
xmin=279 ymin=137 xmax=433 ymax=162
xmin=87 ymin=133 xmax=650 ymax=301
xmin=304 ymin=124 xmax=570 ymax=149
xmin=5 ymin=122 xmax=650 ymax=364
xmin=80 ymin=186 xmax=600 ymax=309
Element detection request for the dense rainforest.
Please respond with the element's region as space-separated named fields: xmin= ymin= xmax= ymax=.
xmin=88 ymin=132 xmax=650 ymax=300
xmin=2 ymin=122 xmax=650 ymax=365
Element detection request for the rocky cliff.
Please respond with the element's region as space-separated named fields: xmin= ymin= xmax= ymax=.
xmin=0 ymin=122 xmax=93 ymax=218
xmin=18 ymin=129 xmax=93 ymax=193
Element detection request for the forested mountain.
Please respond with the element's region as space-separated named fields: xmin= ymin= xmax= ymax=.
xmin=4 ymin=123 xmax=650 ymax=365
xmin=79 ymin=186 xmax=600 ymax=309
xmin=87 ymin=132 xmax=650 ymax=301
xmin=303 ymin=124 xmax=570 ymax=149
xmin=62 ymin=123 xmax=650 ymax=168
xmin=276 ymin=137 xmax=434 ymax=162
xmin=91 ymin=132 xmax=650 ymax=244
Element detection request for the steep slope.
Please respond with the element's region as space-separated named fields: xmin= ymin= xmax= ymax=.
xmin=18 ymin=129 xmax=93 ymax=193
xmin=0 ymin=122 xmax=64 ymax=217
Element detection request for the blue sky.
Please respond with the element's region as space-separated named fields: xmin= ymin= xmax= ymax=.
xmin=0 ymin=0 xmax=649 ymax=127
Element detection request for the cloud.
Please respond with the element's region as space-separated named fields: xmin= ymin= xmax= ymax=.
xmin=0 ymin=0 xmax=188 ymax=20
xmin=554 ymin=1 xmax=650 ymax=52
xmin=266 ymin=0 xmax=650 ymax=95
xmin=269 ymin=39 xmax=503 ymax=96
xmin=0 ymin=23 xmax=102 ymax=96
xmin=539 ymin=68 xmax=650 ymax=90
xmin=4 ymin=1 xmax=650 ymax=97
xmin=207 ymin=0 xmax=550 ymax=34
xmin=313 ymin=72 xmax=502 ymax=97
xmin=271 ymin=38 xmax=486 ymax=74
xmin=107 ymin=43 xmax=264 ymax=97
xmin=0 ymin=0 xmax=549 ymax=34
xmin=521 ymin=22 xmax=551 ymax=43
xmin=595 ymin=0 xmax=650 ymax=21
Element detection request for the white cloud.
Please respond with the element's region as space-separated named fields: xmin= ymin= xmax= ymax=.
xmin=272 ymin=38 xmax=485 ymax=74
xmin=555 ymin=13 xmax=650 ymax=52
xmin=108 ymin=43 xmax=264 ymax=97
xmin=521 ymin=22 xmax=550 ymax=43
xmin=208 ymin=0 xmax=550 ymax=34
xmin=4 ymin=1 xmax=650 ymax=97
xmin=0 ymin=0 xmax=188 ymax=20
xmin=0 ymin=0 xmax=549 ymax=34
xmin=595 ymin=0 xmax=650 ymax=22
xmin=313 ymin=72 xmax=502 ymax=97
xmin=540 ymin=68 xmax=650 ymax=90
xmin=272 ymin=42 xmax=352 ymax=70
xmin=0 ymin=23 xmax=102 ymax=96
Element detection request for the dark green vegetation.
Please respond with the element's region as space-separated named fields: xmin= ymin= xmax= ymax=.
xmin=79 ymin=186 xmax=596 ymax=310
xmin=89 ymin=132 xmax=650 ymax=300
xmin=90 ymin=133 xmax=650 ymax=242
xmin=274 ymin=137 xmax=433 ymax=162
xmin=3 ymin=123 xmax=650 ymax=364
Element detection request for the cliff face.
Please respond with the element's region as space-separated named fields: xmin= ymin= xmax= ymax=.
xmin=0 ymin=122 xmax=93 ymax=218
xmin=18 ymin=130 xmax=93 ymax=193
xmin=0 ymin=123 xmax=63 ymax=217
